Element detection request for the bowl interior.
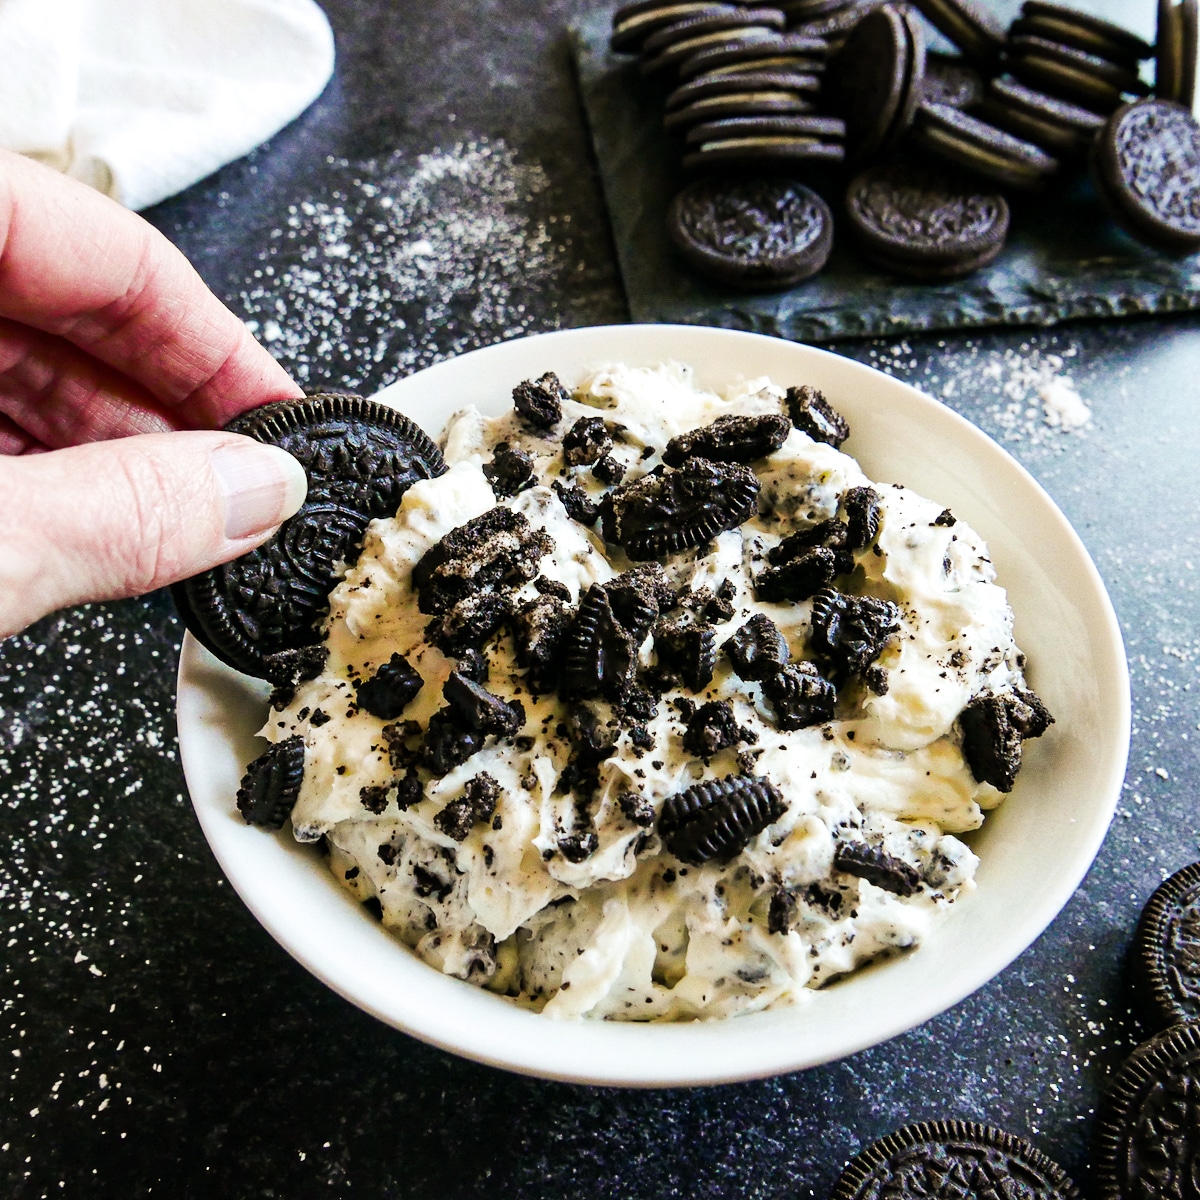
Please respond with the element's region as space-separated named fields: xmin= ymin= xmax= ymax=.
xmin=177 ymin=324 xmax=1129 ymax=1086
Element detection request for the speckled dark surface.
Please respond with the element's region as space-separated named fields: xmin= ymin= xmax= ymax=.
xmin=2 ymin=2 xmax=1198 ymax=1198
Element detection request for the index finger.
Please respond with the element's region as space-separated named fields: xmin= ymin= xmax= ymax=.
xmin=0 ymin=149 xmax=303 ymax=428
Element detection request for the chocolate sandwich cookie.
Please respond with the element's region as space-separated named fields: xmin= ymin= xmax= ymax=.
xmin=173 ymin=394 xmax=446 ymax=681
xmin=665 ymin=68 xmax=821 ymax=110
xmin=1132 ymin=860 xmax=1200 ymax=1032
xmin=1095 ymin=1023 xmax=1200 ymax=1200
xmin=678 ymin=32 xmax=828 ymax=79
xmin=831 ymin=1121 xmax=1081 ymax=1200
xmin=1008 ymin=35 xmax=1150 ymax=113
xmin=981 ymin=76 xmax=1107 ymax=157
xmin=1093 ymin=99 xmax=1200 ymax=252
xmin=908 ymin=0 xmax=1006 ymax=68
xmin=681 ymin=114 xmax=845 ymax=167
xmin=1014 ymin=3 xmax=1153 ymax=69
xmin=640 ymin=7 xmax=786 ymax=76
xmin=1157 ymin=0 xmax=1198 ymax=109
xmin=830 ymin=3 xmax=927 ymax=163
xmin=910 ymin=102 xmax=1060 ymax=190
xmin=665 ymin=88 xmax=818 ymax=130
xmin=845 ymin=162 xmax=1010 ymax=279
xmin=667 ymin=175 xmax=834 ymax=288
xmin=921 ymin=52 xmax=985 ymax=110
xmin=610 ymin=1 xmax=729 ymax=53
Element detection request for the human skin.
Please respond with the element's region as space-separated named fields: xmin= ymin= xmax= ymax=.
xmin=0 ymin=149 xmax=308 ymax=637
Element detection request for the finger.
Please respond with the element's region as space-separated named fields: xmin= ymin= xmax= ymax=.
xmin=0 ymin=318 xmax=180 ymax=447
xmin=0 ymin=411 xmax=38 ymax=454
xmin=0 ymin=431 xmax=308 ymax=638
xmin=0 ymin=150 xmax=303 ymax=426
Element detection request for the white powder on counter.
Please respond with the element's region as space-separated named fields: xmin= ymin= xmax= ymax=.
xmin=238 ymin=138 xmax=568 ymax=392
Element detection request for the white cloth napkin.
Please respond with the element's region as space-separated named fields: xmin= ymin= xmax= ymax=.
xmin=0 ymin=0 xmax=335 ymax=210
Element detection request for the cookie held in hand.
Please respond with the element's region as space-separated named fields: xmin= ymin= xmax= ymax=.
xmin=173 ymin=393 xmax=446 ymax=681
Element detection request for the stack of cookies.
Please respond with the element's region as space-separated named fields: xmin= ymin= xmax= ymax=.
xmin=610 ymin=0 xmax=1200 ymax=287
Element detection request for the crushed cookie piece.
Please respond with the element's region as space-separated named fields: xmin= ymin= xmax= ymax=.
xmin=834 ymin=842 xmax=920 ymax=896
xmin=483 ymin=443 xmax=535 ymax=497
xmin=600 ymin=458 xmax=760 ymax=561
xmin=809 ymin=588 xmax=901 ymax=680
xmin=355 ymin=652 xmax=423 ymax=720
xmin=843 ymin=486 xmax=882 ymax=550
xmin=762 ymin=662 xmax=836 ymax=730
xmin=653 ymin=615 xmax=717 ymax=692
xmin=512 ymin=371 xmax=566 ymax=430
xmin=682 ymin=700 xmax=742 ymax=758
xmin=592 ymin=453 xmax=627 ymax=485
xmin=723 ymin=614 xmax=789 ymax=681
xmin=551 ymin=479 xmax=600 ymax=526
xmin=659 ymin=774 xmax=786 ymax=866
xmin=359 ymin=784 xmax=390 ymax=814
xmin=563 ymin=416 xmax=613 ymax=467
xmin=960 ymin=688 xmax=1054 ymax=792
xmin=755 ymin=546 xmax=838 ymax=603
xmin=662 ymin=413 xmax=790 ymax=467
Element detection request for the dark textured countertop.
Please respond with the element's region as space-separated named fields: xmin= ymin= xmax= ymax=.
xmin=2 ymin=2 xmax=1198 ymax=1196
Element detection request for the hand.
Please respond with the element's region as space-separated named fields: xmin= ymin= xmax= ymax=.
xmin=0 ymin=149 xmax=308 ymax=638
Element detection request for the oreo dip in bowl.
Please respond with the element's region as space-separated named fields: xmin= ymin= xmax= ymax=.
xmin=176 ymin=324 xmax=1129 ymax=1086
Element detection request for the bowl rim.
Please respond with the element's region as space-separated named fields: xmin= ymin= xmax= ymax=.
xmin=177 ymin=323 xmax=1130 ymax=1087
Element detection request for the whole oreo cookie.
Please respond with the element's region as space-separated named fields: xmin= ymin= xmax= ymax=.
xmin=174 ymin=394 xmax=445 ymax=680
xmin=831 ymin=1120 xmax=1081 ymax=1200
xmin=1132 ymin=860 xmax=1200 ymax=1032
xmin=980 ymin=77 xmax=1107 ymax=158
xmin=1095 ymin=1023 xmax=1200 ymax=1200
xmin=830 ymin=3 xmax=927 ymax=163
xmin=667 ymin=175 xmax=834 ymax=288
xmin=1093 ymin=99 xmax=1200 ymax=253
xmin=1014 ymin=3 xmax=1152 ymax=69
xmin=681 ymin=114 xmax=845 ymax=169
xmin=845 ymin=162 xmax=1010 ymax=279
xmin=911 ymin=102 xmax=1060 ymax=191
xmin=1008 ymin=34 xmax=1149 ymax=114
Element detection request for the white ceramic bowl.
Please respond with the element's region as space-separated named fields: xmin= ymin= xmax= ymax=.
xmin=177 ymin=324 xmax=1130 ymax=1087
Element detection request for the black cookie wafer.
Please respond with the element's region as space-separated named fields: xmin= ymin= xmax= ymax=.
xmin=1008 ymin=35 xmax=1149 ymax=113
xmin=845 ymin=162 xmax=1010 ymax=280
xmin=980 ymin=77 xmax=1107 ymax=157
xmin=831 ymin=1120 xmax=1081 ymax=1200
xmin=1095 ymin=1023 xmax=1200 ymax=1200
xmin=678 ymin=32 xmax=828 ymax=80
xmin=911 ymin=102 xmax=1060 ymax=191
xmin=665 ymin=68 xmax=821 ymax=109
xmin=1014 ymin=3 xmax=1152 ymax=69
xmin=830 ymin=3 xmax=926 ymax=163
xmin=681 ymin=114 xmax=845 ymax=168
xmin=174 ymin=394 xmax=445 ymax=680
xmin=1093 ymin=99 xmax=1200 ymax=253
xmin=610 ymin=1 xmax=728 ymax=53
xmin=640 ymin=7 xmax=786 ymax=77
xmin=667 ymin=175 xmax=834 ymax=288
xmin=665 ymin=88 xmax=819 ymax=131
xmin=1132 ymin=860 xmax=1200 ymax=1032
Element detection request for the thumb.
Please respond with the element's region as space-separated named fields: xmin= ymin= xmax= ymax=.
xmin=0 ymin=431 xmax=307 ymax=637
